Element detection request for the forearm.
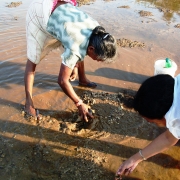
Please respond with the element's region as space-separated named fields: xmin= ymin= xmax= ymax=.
xmin=58 ymin=63 xmax=81 ymax=103
xmin=139 ymin=130 xmax=178 ymax=160
xmin=117 ymin=130 xmax=178 ymax=176
xmin=60 ymin=80 xmax=81 ymax=104
xmin=58 ymin=63 xmax=94 ymax=121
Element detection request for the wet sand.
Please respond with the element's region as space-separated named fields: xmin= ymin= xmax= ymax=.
xmin=0 ymin=0 xmax=180 ymax=179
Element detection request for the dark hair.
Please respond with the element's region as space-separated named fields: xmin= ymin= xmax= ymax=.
xmin=134 ymin=74 xmax=174 ymax=119
xmin=88 ymin=26 xmax=117 ymax=62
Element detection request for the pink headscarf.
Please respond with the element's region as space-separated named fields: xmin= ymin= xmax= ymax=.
xmin=52 ymin=0 xmax=77 ymax=12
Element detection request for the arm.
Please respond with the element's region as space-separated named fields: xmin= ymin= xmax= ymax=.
xmin=116 ymin=129 xmax=178 ymax=176
xmin=58 ymin=63 xmax=93 ymax=122
xmin=24 ymin=59 xmax=37 ymax=115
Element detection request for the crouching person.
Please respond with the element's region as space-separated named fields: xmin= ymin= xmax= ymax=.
xmin=116 ymin=74 xmax=180 ymax=176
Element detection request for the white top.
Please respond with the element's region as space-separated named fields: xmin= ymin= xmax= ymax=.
xmin=165 ymin=74 xmax=180 ymax=139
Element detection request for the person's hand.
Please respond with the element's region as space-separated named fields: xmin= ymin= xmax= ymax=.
xmin=69 ymin=66 xmax=78 ymax=81
xmin=77 ymin=103 xmax=94 ymax=122
xmin=116 ymin=156 xmax=140 ymax=177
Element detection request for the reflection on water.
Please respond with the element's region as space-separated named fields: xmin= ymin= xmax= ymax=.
xmin=137 ymin=0 xmax=180 ymax=21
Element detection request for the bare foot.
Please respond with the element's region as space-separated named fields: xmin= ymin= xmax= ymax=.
xmin=79 ymin=81 xmax=97 ymax=88
xmin=24 ymin=105 xmax=42 ymax=120
xmin=24 ymin=104 xmax=36 ymax=114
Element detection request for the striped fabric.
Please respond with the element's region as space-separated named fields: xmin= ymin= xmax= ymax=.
xmin=26 ymin=0 xmax=56 ymax=64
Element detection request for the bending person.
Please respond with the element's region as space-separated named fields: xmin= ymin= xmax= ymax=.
xmin=116 ymin=74 xmax=179 ymax=177
xmin=24 ymin=0 xmax=117 ymax=121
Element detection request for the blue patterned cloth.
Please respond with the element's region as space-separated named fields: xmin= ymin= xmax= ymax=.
xmin=47 ymin=3 xmax=99 ymax=69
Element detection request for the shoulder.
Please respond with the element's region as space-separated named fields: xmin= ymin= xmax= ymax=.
xmin=165 ymin=74 xmax=180 ymax=139
xmin=165 ymin=117 xmax=180 ymax=139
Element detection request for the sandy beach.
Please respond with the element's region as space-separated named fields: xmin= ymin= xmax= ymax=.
xmin=0 ymin=0 xmax=180 ymax=179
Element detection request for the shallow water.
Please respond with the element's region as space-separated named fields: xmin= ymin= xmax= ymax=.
xmin=0 ymin=0 xmax=180 ymax=179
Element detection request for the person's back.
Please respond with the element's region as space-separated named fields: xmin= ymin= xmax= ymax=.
xmin=47 ymin=3 xmax=99 ymax=63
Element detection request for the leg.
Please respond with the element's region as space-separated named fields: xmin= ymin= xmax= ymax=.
xmin=69 ymin=66 xmax=78 ymax=81
xmin=24 ymin=59 xmax=37 ymax=116
xmin=24 ymin=0 xmax=56 ymax=118
xmin=77 ymin=61 xmax=87 ymax=83
xmin=78 ymin=61 xmax=97 ymax=88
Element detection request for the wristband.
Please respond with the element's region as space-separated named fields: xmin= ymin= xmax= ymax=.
xmin=139 ymin=150 xmax=146 ymax=160
xmin=75 ymin=99 xmax=83 ymax=107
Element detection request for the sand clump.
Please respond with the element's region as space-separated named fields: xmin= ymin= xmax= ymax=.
xmin=139 ymin=10 xmax=153 ymax=17
xmin=77 ymin=0 xmax=95 ymax=6
xmin=117 ymin=5 xmax=130 ymax=9
xmin=175 ymin=24 xmax=180 ymax=28
xmin=6 ymin=1 xmax=22 ymax=8
xmin=116 ymin=38 xmax=145 ymax=48
xmin=158 ymin=7 xmax=173 ymax=13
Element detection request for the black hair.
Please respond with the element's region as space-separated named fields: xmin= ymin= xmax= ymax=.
xmin=134 ymin=74 xmax=174 ymax=119
xmin=88 ymin=26 xmax=117 ymax=62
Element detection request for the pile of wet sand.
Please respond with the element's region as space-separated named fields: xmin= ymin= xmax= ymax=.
xmin=0 ymin=89 xmax=163 ymax=180
xmin=116 ymin=38 xmax=145 ymax=48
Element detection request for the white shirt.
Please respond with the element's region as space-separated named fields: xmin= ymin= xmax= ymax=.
xmin=165 ymin=74 xmax=180 ymax=139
